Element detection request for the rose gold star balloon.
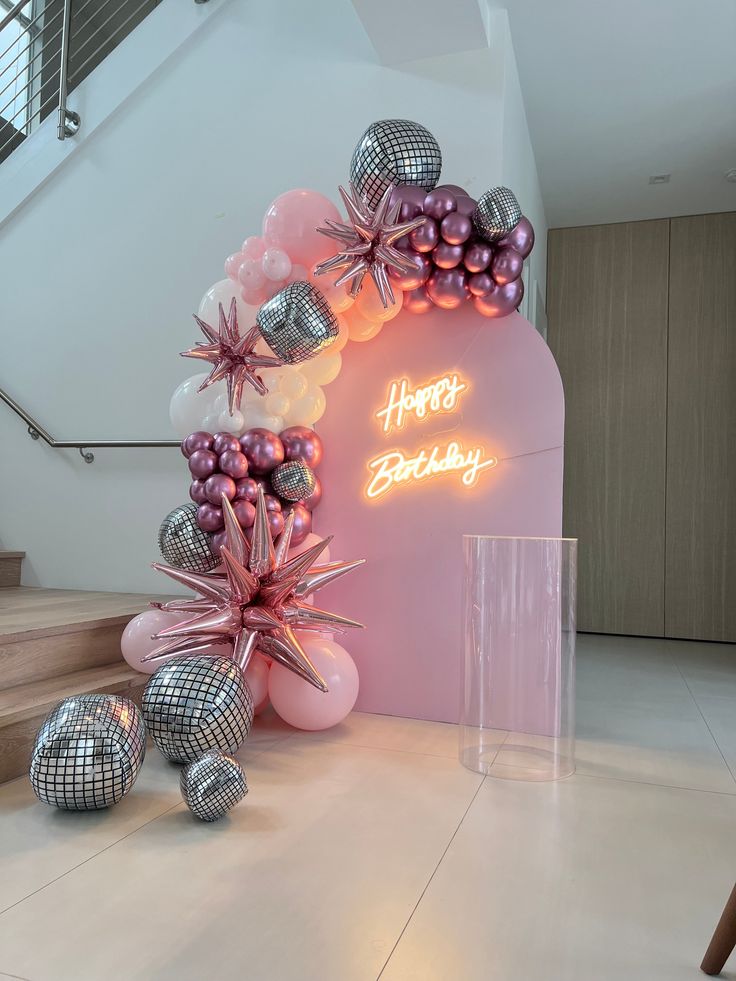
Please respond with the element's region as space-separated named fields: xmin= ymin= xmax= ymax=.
xmin=181 ymin=298 xmax=283 ymax=414
xmin=314 ymin=183 xmax=426 ymax=307
xmin=144 ymin=487 xmax=365 ymax=691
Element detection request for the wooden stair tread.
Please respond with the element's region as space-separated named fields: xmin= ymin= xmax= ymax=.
xmin=0 ymin=663 xmax=146 ymax=728
xmin=0 ymin=551 xmax=25 ymax=558
xmin=0 ymin=587 xmax=175 ymax=642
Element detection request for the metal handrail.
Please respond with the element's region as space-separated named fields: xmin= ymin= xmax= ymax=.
xmin=0 ymin=386 xmax=179 ymax=463
xmin=0 ymin=0 xmax=33 ymax=35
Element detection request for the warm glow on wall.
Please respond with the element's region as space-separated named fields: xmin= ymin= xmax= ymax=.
xmin=366 ymin=369 xmax=498 ymax=500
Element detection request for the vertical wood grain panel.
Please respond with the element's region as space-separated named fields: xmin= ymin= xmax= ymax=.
xmin=666 ymin=213 xmax=736 ymax=641
xmin=547 ymin=221 xmax=669 ymax=635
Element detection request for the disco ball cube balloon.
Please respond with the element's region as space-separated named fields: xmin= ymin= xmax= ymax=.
xmin=180 ymin=749 xmax=248 ymax=822
xmin=158 ymin=503 xmax=218 ymax=574
xmin=257 ymin=282 xmax=339 ymax=364
xmin=350 ymin=119 xmax=442 ymax=209
xmin=472 ymin=186 xmax=522 ymax=243
xmin=142 ymin=655 xmax=253 ymax=763
xmin=30 ymin=694 xmax=146 ymax=810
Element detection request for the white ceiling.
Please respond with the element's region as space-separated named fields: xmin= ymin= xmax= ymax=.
xmin=504 ymin=0 xmax=736 ymax=226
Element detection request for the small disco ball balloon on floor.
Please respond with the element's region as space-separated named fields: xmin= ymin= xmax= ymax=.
xmin=180 ymin=749 xmax=248 ymax=822
xmin=158 ymin=503 xmax=219 ymax=573
xmin=30 ymin=694 xmax=146 ymax=810
xmin=142 ymin=655 xmax=253 ymax=764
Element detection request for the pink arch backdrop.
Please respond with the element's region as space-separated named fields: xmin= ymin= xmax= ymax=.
xmin=317 ymin=305 xmax=564 ymax=723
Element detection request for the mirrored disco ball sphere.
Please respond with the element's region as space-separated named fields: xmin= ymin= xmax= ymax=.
xmin=350 ymin=119 xmax=442 ymax=209
xmin=472 ymin=187 xmax=522 ymax=243
xmin=180 ymin=749 xmax=248 ymax=822
xmin=30 ymin=694 xmax=146 ymax=810
xmin=142 ymin=655 xmax=253 ymax=764
xmin=158 ymin=503 xmax=218 ymax=573
xmin=271 ymin=460 xmax=316 ymax=503
xmin=257 ymin=282 xmax=339 ymax=364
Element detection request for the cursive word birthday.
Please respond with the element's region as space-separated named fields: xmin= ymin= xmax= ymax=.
xmin=366 ymin=441 xmax=498 ymax=501
xmin=375 ymin=372 xmax=468 ymax=434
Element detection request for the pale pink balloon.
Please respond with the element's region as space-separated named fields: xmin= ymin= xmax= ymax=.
xmin=238 ymin=259 xmax=265 ymax=291
xmin=224 ymin=251 xmax=244 ymax=280
xmin=262 ymin=189 xmax=340 ymax=267
xmin=120 ymin=610 xmax=215 ymax=674
xmin=262 ymin=247 xmax=292 ymax=282
xmin=242 ymin=235 xmax=266 ymax=259
xmin=268 ymin=637 xmax=359 ymax=730
xmin=244 ymin=653 xmax=270 ymax=707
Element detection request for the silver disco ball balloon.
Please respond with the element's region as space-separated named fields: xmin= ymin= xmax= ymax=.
xmin=257 ymin=282 xmax=339 ymax=364
xmin=472 ymin=186 xmax=522 ymax=243
xmin=180 ymin=749 xmax=248 ymax=822
xmin=271 ymin=460 xmax=316 ymax=503
xmin=142 ymin=655 xmax=253 ymax=764
xmin=350 ymin=119 xmax=442 ymax=209
xmin=158 ymin=503 xmax=218 ymax=573
xmin=30 ymin=694 xmax=146 ymax=810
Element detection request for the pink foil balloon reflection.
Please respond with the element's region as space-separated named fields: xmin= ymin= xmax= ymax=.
xmin=268 ymin=637 xmax=359 ymax=730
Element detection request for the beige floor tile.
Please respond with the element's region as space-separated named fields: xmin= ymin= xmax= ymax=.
xmin=296 ymin=710 xmax=461 ymax=759
xmin=671 ymin=641 xmax=736 ymax=700
xmin=0 ymin=737 xmax=481 ymax=981
xmin=691 ymin=694 xmax=736 ymax=778
xmin=380 ymin=774 xmax=736 ymax=981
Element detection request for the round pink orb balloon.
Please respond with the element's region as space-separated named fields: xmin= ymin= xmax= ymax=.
xmin=225 ymin=251 xmax=243 ymax=280
xmin=242 ymin=235 xmax=266 ymax=259
xmin=238 ymin=259 xmax=265 ymax=292
xmin=234 ymin=477 xmax=259 ymax=502
xmin=280 ymin=426 xmax=323 ymax=469
xmin=209 ymin=528 xmax=227 ymax=558
xmin=261 ymin=246 xmax=292 ymax=282
xmin=189 ymin=479 xmax=208 ymax=505
xmin=463 ymin=240 xmax=493 ymax=273
xmin=264 ymin=494 xmax=282 ymax=512
xmin=427 ymin=268 xmax=470 ymax=310
xmin=468 ymin=272 xmax=495 ymax=297
xmin=474 ymin=278 xmax=525 ymax=318
xmin=491 ymin=246 xmax=524 ymax=286
xmin=232 ymin=499 xmax=256 ymax=528
xmin=432 ymin=241 xmax=464 ymax=270
xmin=268 ymin=510 xmax=285 ymax=538
xmin=440 ymin=212 xmax=472 ymax=245
xmin=389 ymin=185 xmax=426 ymax=221
xmin=403 ymin=284 xmax=434 ymax=314
xmin=244 ymin=653 xmax=270 ymax=707
xmin=240 ymin=429 xmax=285 ymax=474
xmin=302 ymin=474 xmax=322 ymax=510
xmin=437 ymin=183 xmax=468 ymax=196
xmin=423 ymin=188 xmax=456 ymax=221
xmin=219 ymin=449 xmax=249 ymax=479
xmin=455 ymin=196 xmax=477 ymax=217
xmin=285 ymin=503 xmax=312 ymax=546
xmin=498 ymin=215 xmax=535 ymax=259
xmin=262 ymin=189 xmax=341 ymax=267
xmin=387 ymin=248 xmax=432 ymax=290
xmin=196 ymin=502 xmax=224 ymax=532
xmin=121 ymin=610 xmax=192 ymax=674
xmin=182 ymin=431 xmax=213 ymax=458
xmin=213 ymin=432 xmax=240 ymax=456
xmin=409 ymin=218 xmax=439 ymax=253
xmin=204 ymin=473 xmax=237 ymax=505
xmin=269 ymin=637 xmax=359 ymax=731
xmin=188 ymin=449 xmax=219 ymax=480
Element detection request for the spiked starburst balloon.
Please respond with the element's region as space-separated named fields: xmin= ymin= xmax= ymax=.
xmin=181 ymin=298 xmax=283 ymax=414
xmin=143 ymin=487 xmax=364 ymax=692
xmin=314 ymin=183 xmax=427 ymax=307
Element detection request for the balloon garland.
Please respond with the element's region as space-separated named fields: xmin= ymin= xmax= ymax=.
xmin=128 ymin=117 xmax=537 ymax=732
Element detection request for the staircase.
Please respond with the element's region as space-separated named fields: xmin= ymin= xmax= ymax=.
xmin=0 ymin=551 xmax=156 ymax=784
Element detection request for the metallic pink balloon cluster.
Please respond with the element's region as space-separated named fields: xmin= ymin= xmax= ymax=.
xmin=387 ymin=184 xmax=535 ymax=319
xmin=181 ymin=426 xmax=323 ymax=552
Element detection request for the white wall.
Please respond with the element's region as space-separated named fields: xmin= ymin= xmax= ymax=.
xmin=0 ymin=0 xmax=545 ymax=593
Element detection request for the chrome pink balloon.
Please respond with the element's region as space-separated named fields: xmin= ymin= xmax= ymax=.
xmin=302 ymin=474 xmax=322 ymax=510
xmin=204 ymin=474 xmax=237 ymax=505
xmin=463 ymin=240 xmax=493 ymax=273
xmin=182 ymin=430 xmax=214 ymax=458
xmin=474 ymin=278 xmax=525 ymax=318
xmin=268 ymin=510 xmax=285 ymax=538
xmin=498 ymin=215 xmax=535 ymax=259
xmin=491 ymin=246 xmax=524 ymax=285
xmin=240 ymin=428 xmax=285 ymax=474
xmin=387 ymin=248 xmax=432 ymax=290
xmin=218 ymin=449 xmax=249 ymax=479
xmin=232 ymin=499 xmax=256 ymax=529
xmin=234 ymin=477 xmax=258 ymax=502
xmin=426 ymin=268 xmax=470 ymax=310
xmin=403 ymin=284 xmax=434 ymax=314
xmin=264 ymin=494 xmax=282 ymax=512
xmin=468 ymin=272 xmax=495 ymax=297
xmin=409 ymin=218 xmax=439 ymax=253
xmin=213 ymin=432 xmax=240 ymax=455
xmin=196 ymin=502 xmax=224 ymax=532
xmin=454 ymin=196 xmax=477 ymax=218
xmin=388 ymin=185 xmax=426 ymax=220
xmin=286 ymin=503 xmax=312 ymax=547
xmin=188 ymin=449 xmax=219 ymax=479
xmin=189 ymin=479 xmax=208 ymax=505
xmin=440 ymin=212 xmax=472 ymax=245
xmin=280 ymin=426 xmax=323 ymax=469
xmin=423 ymin=188 xmax=457 ymax=220
xmin=432 ymin=241 xmax=464 ymax=270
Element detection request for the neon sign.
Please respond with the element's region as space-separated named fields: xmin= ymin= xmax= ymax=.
xmin=366 ymin=371 xmax=498 ymax=500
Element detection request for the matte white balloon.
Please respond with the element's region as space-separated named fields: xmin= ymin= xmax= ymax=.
xmin=169 ymin=373 xmax=221 ymax=438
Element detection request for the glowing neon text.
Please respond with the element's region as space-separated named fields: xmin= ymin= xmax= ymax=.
xmin=375 ymin=372 xmax=468 ymax=434
xmin=365 ymin=441 xmax=498 ymax=500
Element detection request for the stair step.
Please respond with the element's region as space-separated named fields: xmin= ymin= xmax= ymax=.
xmin=0 ymin=663 xmax=148 ymax=785
xmin=0 ymin=587 xmax=172 ymax=687
xmin=0 ymin=551 xmax=25 ymax=588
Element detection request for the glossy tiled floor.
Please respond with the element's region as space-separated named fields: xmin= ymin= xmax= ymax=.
xmin=1 ymin=635 xmax=735 ymax=981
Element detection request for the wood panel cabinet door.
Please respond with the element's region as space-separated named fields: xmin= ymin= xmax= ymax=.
xmin=547 ymin=221 xmax=669 ymax=635
xmin=666 ymin=214 xmax=736 ymax=642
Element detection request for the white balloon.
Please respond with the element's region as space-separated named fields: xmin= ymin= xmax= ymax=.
xmin=202 ymin=411 xmax=221 ymax=432
xmin=265 ymin=392 xmax=290 ymax=416
xmin=283 ymin=385 xmax=326 ymax=427
xmin=279 ymin=368 xmax=308 ymax=399
xmin=169 ymin=373 xmax=221 ymax=438
xmin=198 ymin=279 xmax=259 ymax=329
xmin=242 ymin=406 xmax=285 ymax=433
xmin=301 ymin=351 xmax=342 ymax=386
xmin=218 ymin=408 xmax=245 ymax=434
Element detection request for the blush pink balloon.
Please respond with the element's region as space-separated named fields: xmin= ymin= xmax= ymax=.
xmin=474 ymin=278 xmax=525 ymax=318
xmin=262 ymin=189 xmax=340 ymax=267
xmin=121 ymin=610 xmax=194 ymax=675
xmin=244 ymin=653 xmax=270 ymax=707
xmin=242 ymin=236 xmax=266 ymax=259
xmin=268 ymin=637 xmax=359 ymax=730
xmin=238 ymin=259 xmax=265 ymax=291
xmin=225 ymin=251 xmax=244 ymax=280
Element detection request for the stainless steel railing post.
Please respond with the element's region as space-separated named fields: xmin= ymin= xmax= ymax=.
xmin=57 ymin=0 xmax=80 ymax=140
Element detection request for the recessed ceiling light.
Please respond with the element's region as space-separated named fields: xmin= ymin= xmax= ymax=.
xmin=648 ymin=174 xmax=671 ymax=184
xmin=725 ymin=169 xmax=736 ymax=183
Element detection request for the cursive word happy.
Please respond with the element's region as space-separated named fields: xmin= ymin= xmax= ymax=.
xmin=365 ymin=441 xmax=498 ymax=501
xmin=375 ymin=372 xmax=468 ymax=434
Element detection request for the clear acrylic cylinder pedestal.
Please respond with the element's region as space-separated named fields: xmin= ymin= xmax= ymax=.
xmin=459 ymin=536 xmax=577 ymax=781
